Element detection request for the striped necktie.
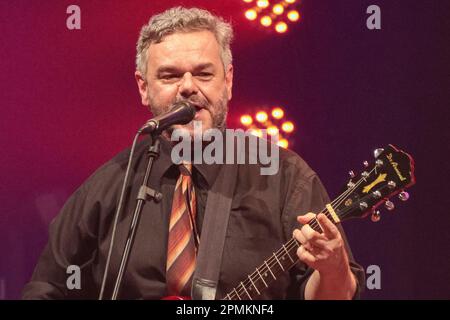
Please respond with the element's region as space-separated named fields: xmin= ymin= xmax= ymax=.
xmin=166 ymin=163 xmax=197 ymax=296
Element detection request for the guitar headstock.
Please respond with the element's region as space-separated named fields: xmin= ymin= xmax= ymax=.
xmin=333 ymin=144 xmax=415 ymax=223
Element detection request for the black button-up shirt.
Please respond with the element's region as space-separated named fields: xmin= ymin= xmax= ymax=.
xmin=22 ymin=135 xmax=364 ymax=299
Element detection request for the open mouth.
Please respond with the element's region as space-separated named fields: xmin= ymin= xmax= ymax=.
xmin=191 ymin=104 xmax=208 ymax=115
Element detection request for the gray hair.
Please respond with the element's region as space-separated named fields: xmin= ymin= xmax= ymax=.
xmin=136 ymin=7 xmax=234 ymax=78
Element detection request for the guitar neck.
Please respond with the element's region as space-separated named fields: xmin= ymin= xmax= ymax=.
xmin=222 ymin=216 xmax=326 ymax=300
xmin=221 ymin=144 xmax=415 ymax=300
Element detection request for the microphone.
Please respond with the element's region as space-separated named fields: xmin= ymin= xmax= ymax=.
xmin=139 ymin=101 xmax=196 ymax=134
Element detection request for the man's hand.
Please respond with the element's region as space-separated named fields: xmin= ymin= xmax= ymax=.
xmin=293 ymin=212 xmax=349 ymax=274
xmin=293 ymin=212 xmax=357 ymax=299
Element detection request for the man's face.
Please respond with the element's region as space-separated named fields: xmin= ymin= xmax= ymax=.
xmin=135 ymin=30 xmax=233 ymax=136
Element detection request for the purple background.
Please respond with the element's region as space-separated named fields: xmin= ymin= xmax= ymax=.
xmin=1 ymin=0 xmax=449 ymax=299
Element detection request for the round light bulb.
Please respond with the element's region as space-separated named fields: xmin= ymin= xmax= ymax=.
xmin=245 ymin=9 xmax=258 ymax=21
xmin=275 ymin=21 xmax=288 ymax=33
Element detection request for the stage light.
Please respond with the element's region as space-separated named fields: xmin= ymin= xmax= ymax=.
xmin=287 ymin=10 xmax=300 ymax=22
xmin=271 ymin=107 xmax=284 ymax=119
xmin=267 ymin=126 xmax=279 ymax=136
xmin=260 ymin=15 xmax=272 ymax=27
xmin=245 ymin=9 xmax=258 ymax=21
xmin=256 ymin=0 xmax=270 ymax=9
xmin=275 ymin=21 xmax=288 ymax=33
xmin=255 ymin=111 xmax=269 ymax=123
xmin=281 ymin=121 xmax=294 ymax=133
xmin=277 ymin=138 xmax=289 ymax=148
xmin=240 ymin=115 xmax=253 ymax=126
xmin=243 ymin=0 xmax=302 ymax=35
xmin=249 ymin=128 xmax=263 ymax=138
xmin=273 ymin=4 xmax=284 ymax=15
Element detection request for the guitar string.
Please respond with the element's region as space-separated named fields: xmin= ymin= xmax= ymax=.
xmin=228 ymin=165 xmax=382 ymax=300
xmin=224 ymin=169 xmax=373 ymax=300
xmin=225 ymin=167 xmax=378 ymax=300
xmin=226 ymin=166 xmax=380 ymax=300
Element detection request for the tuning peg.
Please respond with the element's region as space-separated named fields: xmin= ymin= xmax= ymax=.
xmin=398 ymin=191 xmax=410 ymax=201
xmin=363 ymin=161 xmax=369 ymax=168
xmin=372 ymin=190 xmax=382 ymax=199
xmin=384 ymin=200 xmax=395 ymax=211
xmin=374 ymin=148 xmax=384 ymax=158
xmin=359 ymin=202 xmax=368 ymax=211
xmin=375 ymin=159 xmax=384 ymax=167
xmin=349 ymin=170 xmax=355 ymax=178
xmin=388 ymin=181 xmax=396 ymax=189
xmin=371 ymin=210 xmax=381 ymax=222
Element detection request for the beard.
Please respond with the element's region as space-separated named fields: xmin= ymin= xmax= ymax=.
xmin=148 ymin=88 xmax=229 ymax=136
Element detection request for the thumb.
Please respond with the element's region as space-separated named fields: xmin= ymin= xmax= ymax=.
xmin=297 ymin=212 xmax=316 ymax=225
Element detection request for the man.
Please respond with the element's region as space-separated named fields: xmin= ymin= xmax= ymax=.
xmin=22 ymin=7 xmax=364 ymax=300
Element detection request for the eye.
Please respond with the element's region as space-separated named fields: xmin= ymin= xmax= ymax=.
xmin=161 ymin=74 xmax=180 ymax=80
xmin=196 ymin=72 xmax=213 ymax=80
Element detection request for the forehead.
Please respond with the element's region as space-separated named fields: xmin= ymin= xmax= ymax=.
xmin=147 ymin=30 xmax=222 ymax=71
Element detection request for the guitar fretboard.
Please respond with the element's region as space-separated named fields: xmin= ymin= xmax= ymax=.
xmin=222 ymin=215 xmax=327 ymax=300
xmin=220 ymin=144 xmax=415 ymax=300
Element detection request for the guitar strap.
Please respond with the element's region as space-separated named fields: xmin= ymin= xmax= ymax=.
xmin=191 ymin=163 xmax=238 ymax=300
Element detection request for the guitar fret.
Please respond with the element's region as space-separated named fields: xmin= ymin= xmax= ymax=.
xmin=219 ymin=145 xmax=415 ymax=302
xmin=264 ymin=260 xmax=276 ymax=279
xmin=282 ymin=244 xmax=295 ymax=263
xmin=273 ymin=253 xmax=285 ymax=271
xmin=241 ymin=281 xmax=252 ymax=300
xmin=256 ymin=268 xmax=268 ymax=287
xmin=310 ymin=218 xmax=323 ymax=233
xmin=248 ymin=275 xmax=261 ymax=295
xmin=233 ymin=287 xmax=241 ymax=300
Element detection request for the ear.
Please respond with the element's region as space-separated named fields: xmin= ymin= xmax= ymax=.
xmin=225 ymin=64 xmax=233 ymax=100
xmin=135 ymin=71 xmax=149 ymax=106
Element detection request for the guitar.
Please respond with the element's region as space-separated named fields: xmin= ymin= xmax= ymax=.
xmin=166 ymin=144 xmax=416 ymax=300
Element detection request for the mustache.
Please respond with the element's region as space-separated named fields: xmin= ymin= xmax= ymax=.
xmin=174 ymin=97 xmax=209 ymax=110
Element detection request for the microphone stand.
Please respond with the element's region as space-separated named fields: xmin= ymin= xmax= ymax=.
xmin=110 ymin=134 xmax=163 ymax=300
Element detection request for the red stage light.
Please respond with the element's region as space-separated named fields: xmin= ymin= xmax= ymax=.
xmin=256 ymin=111 xmax=269 ymax=123
xmin=245 ymin=9 xmax=258 ymax=21
xmin=277 ymin=138 xmax=289 ymax=148
xmin=281 ymin=121 xmax=294 ymax=133
xmin=249 ymin=128 xmax=263 ymax=137
xmin=240 ymin=115 xmax=253 ymax=126
xmin=257 ymin=0 xmax=270 ymax=9
xmin=275 ymin=21 xmax=288 ymax=33
xmin=260 ymin=15 xmax=272 ymax=27
xmin=271 ymin=107 xmax=284 ymax=119
xmin=287 ymin=10 xmax=300 ymax=22
xmin=267 ymin=125 xmax=279 ymax=136
xmin=273 ymin=4 xmax=284 ymax=15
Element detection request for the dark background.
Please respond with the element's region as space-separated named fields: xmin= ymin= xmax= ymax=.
xmin=1 ymin=0 xmax=449 ymax=299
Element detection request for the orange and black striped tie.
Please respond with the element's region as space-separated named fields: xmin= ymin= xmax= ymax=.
xmin=166 ymin=163 xmax=197 ymax=296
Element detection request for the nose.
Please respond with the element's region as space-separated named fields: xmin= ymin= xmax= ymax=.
xmin=178 ymin=72 xmax=198 ymax=98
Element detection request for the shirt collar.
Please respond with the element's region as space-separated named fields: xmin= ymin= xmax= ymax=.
xmin=151 ymin=135 xmax=221 ymax=189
